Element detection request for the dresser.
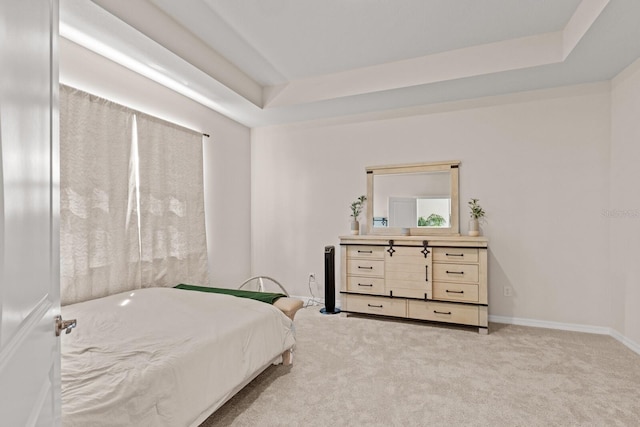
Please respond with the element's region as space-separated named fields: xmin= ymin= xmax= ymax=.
xmin=340 ymin=235 xmax=488 ymax=333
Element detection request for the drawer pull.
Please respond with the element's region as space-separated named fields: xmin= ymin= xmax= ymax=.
xmin=446 ymin=253 xmax=464 ymax=257
xmin=358 ymin=266 xmax=374 ymax=270
xmin=421 ymin=241 xmax=430 ymax=258
xmin=358 ymin=283 xmax=373 ymax=287
xmin=446 ymin=270 xmax=464 ymax=275
xmin=434 ymin=310 xmax=452 ymax=315
xmin=446 ymin=290 xmax=464 ymax=294
xmin=367 ymin=304 xmax=383 ymax=308
xmin=425 ymin=265 xmax=429 ymax=282
xmin=358 ymin=250 xmax=373 ymax=254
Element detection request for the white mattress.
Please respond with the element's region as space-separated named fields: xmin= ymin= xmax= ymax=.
xmin=61 ymin=287 xmax=295 ymax=426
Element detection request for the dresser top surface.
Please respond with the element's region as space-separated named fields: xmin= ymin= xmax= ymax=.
xmin=339 ymin=234 xmax=488 ymax=247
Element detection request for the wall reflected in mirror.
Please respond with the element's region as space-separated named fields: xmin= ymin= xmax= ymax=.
xmin=372 ymin=171 xmax=451 ymax=229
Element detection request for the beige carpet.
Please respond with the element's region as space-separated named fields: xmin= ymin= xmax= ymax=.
xmin=201 ymin=306 xmax=640 ymax=427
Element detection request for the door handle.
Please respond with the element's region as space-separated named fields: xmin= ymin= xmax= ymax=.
xmin=55 ymin=315 xmax=77 ymax=336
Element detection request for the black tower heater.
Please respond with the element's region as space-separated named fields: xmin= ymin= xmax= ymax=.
xmin=320 ymin=245 xmax=340 ymax=314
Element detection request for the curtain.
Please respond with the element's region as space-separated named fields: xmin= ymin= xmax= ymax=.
xmin=60 ymin=86 xmax=209 ymax=305
xmin=136 ymin=113 xmax=209 ymax=288
xmin=59 ymin=85 xmax=140 ymax=304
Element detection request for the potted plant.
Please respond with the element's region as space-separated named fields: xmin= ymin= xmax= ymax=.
xmin=468 ymin=198 xmax=485 ymax=237
xmin=349 ymin=195 xmax=367 ymax=235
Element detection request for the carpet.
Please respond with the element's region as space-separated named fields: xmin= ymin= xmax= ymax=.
xmin=201 ymin=306 xmax=640 ymax=426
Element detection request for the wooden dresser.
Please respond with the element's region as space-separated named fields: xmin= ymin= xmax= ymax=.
xmin=340 ymin=235 xmax=489 ymax=333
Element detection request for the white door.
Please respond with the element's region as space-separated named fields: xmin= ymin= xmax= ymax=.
xmin=388 ymin=197 xmax=417 ymax=228
xmin=0 ymin=0 xmax=61 ymax=425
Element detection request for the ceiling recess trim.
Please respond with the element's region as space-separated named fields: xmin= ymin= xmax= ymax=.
xmin=263 ymin=0 xmax=610 ymax=109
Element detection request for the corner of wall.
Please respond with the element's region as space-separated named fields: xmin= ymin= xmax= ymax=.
xmin=609 ymin=55 xmax=640 ymax=348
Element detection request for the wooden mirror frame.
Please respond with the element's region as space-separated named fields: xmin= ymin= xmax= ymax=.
xmin=366 ymin=160 xmax=460 ymax=236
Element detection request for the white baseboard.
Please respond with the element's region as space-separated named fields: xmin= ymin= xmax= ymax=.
xmin=609 ymin=328 xmax=640 ymax=356
xmin=490 ymin=315 xmax=640 ymax=356
xmin=292 ymin=297 xmax=640 ymax=355
xmin=488 ymin=315 xmax=611 ymax=335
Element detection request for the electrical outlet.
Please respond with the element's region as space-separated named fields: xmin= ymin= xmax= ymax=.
xmin=309 ymin=273 xmax=316 ymax=281
xmin=503 ymin=286 xmax=513 ymax=297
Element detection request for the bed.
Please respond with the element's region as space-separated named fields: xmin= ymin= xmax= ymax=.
xmin=61 ymin=286 xmax=300 ymax=426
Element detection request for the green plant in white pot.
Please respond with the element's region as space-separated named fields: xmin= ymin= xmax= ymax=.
xmin=468 ymin=198 xmax=485 ymax=237
xmin=349 ymin=195 xmax=367 ymax=235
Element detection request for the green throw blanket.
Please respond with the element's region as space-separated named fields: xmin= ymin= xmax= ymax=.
xmin=174 ymin=284 xmax=286 ymax=304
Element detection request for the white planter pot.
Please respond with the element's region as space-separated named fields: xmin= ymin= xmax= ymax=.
xmin=469 ymin=218 xmax=480 ymax=237
xmin=350 ymin=220 xmax=360 ymax=235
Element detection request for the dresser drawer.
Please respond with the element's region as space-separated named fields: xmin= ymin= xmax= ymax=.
xmin=433 ymin=263 xmax=479 ymax=283
xmin=347 ymin=259 xmax=384 ymax=277
xmin=432 ymin=247 xmax=478 ymax=263
xmin=433 ymin=282 xmax=478 ymax=303
xmin=346 ymin=277 xmax=385 ymax=295
xmin=343 ymin=294 xmax=406 ymax=318
xmin=386 ymin=284 xmax=431 ymax=299
xmin=347 ymin=245 xmax=385 ymax=260
xmin=386 ymin=264 xmax=430 ymax=283
xmin=408 ymin=300 xmax=479 ymax=326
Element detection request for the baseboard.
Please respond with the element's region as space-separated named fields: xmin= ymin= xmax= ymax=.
xmin=290 ymin=306 xmax=640 ymax=355
xmin=609 ymin=329 xmax=640 ymax=356
xmin=488 ymin=315 xmax=611 ymax=335
xmin=291 ymin=297 xmax=640 ymax=355
xmin=489 ymin=315 xmax=640 ymax=356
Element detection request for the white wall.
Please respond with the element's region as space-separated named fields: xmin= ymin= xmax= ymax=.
xmin=252 ymin=83 xmax=613 ymax=328
xmin=611 ymin=58 xmax=640 ymax=346
xmin=374 ymin=172 xmax=450 ymax=220
xmin=60 ymin=39 xmax=252 ymax=288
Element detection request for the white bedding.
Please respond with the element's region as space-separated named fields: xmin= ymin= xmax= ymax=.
xmin=61 ymin=287 xmax=295 ymax=427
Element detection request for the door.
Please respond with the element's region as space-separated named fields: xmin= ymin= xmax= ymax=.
xmin=0 ymin=0 xmax=61 ymax=425
xmin=388 ymin=197 xmax=417 ymax=228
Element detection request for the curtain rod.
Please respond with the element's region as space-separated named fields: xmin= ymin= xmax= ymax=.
xmin=60 ymin=84 xmax=212 ymax=139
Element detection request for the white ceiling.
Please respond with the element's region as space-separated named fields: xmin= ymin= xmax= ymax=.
xmin=152 ymin=0 xmax=580 ymax=85
xmin=157 ymin=0 xmax=582 ymax=84
xmin=60 ymin=0 xmax=640 ymax=127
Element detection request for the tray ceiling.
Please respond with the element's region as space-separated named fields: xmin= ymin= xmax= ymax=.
xmin=60 ymin=0 xmax=640 ymax=127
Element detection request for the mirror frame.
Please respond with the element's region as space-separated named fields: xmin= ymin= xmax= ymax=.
xmin=366 ymin=160 xmax=460 ymax=236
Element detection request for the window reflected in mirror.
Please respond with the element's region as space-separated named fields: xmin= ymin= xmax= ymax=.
xmin=372 ymin=171 xmax=451 ymax=229
xmin=417 ymin=198 xmax=450 ymax=228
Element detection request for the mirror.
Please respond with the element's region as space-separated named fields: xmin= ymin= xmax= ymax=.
xmin=366 ymin=161 xmax=460 ymax=235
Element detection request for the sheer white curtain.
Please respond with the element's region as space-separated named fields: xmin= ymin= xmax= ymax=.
xmin=59 ymin=85 xmax=140 ymax=305
xmin=136 ymin=113 xmax=209 ymax=288
xmin=60 ymin=86 xmax=209 ymax=304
